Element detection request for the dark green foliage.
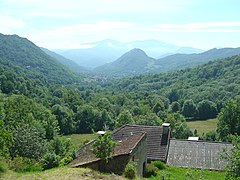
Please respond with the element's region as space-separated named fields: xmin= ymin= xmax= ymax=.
xmin=223 ymin=135 xmax=240 ymax=179
xmin=173 ymin=122 xmax=193 ymax=139
xmin=52 ymin=104 xmax=75 ymax=135
xmin=41 ymin=153 xmax=60 ymax=170
xmin=75 ymin=105 xmax=99 ymax=133
xmin=144 ymin=163 xmax=158 ymax=177
xmin=203 ymin=131 xmax=217 ymax=141
xmin=151 ymin=160 xmax=166 ymax=170
xmin=91 ymin=131 xmax=117 ymax=162
xmin=171 ymin=101 xmax=181 ymax=113
xmin=182 ymin=99 xmax=196 ymax=118
xmin=196 ymin=100 xmax=217 ymax=119
xmin=0 ymin=120 xmax=12 ymax=158
xmin=217 ymin=98 xmax=240 ymax=141
xmin=124 ymin=161 xmax=137 ymax=179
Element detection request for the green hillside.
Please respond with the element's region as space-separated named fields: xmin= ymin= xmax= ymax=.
xmin=110 ymin=55 xmax=240 ymax=104
xmin=0 ymin=33 xmax=81 ymax=85
xmin=154 ymin=47 xmax=240 ymax=72
xmin=94 ymin=48 xmax=158 ymax=76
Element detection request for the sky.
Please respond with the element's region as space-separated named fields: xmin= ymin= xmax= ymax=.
xmin=0 ymin=0 xmax=240 ymax=50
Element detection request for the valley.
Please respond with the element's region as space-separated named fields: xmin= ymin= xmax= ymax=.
xmin=0 ymin=33 xmax=240 ymax=179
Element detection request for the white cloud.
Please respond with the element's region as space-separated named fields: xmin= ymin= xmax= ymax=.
xmin=154 ymin=22 xmax=240 ymax=32
xmin=27 ymin=21 xmax=136 ymax=49
xmin=0 ymin=15 xmax=25 ymax=33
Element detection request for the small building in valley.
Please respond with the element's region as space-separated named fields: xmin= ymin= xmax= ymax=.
xmin=69 ymin=132 xmax=147 ymax=176
xmin=113 ymin=123 xmax=171 ymax=162
xmin=167 ymin=139 xmax=233 ymax=170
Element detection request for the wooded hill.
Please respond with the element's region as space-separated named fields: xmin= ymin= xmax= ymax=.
xmin=94 ymin=47 xmax=240 ymax=76
xmin=0 ymin=33 xmax=82 ymax=85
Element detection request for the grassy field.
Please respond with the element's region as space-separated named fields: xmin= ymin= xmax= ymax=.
xmin=149 ymin=166 xmax=226 ymax=180
xmin=0 ymin=167 xmax=126 ymax=180
xmin=186 ymin=118 xmax=218 ymax=135
xmin=63 ymin=134 xmax=96 ymax=148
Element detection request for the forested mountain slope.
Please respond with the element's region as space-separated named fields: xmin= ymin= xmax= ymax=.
xmin=155 ymin=47 xmax=240 ymax=72
xmin=41 ymin=47 xmax=89 ymax=74
xmin=94 ymin=48 xmax=158 ymax=76
xmin=106 ymin=55 xmax=240 ymax=105
xmin=0 ymin=33 xmax=81 ymax=85
xmin=94 ymin=47 xmax=240 ymax=77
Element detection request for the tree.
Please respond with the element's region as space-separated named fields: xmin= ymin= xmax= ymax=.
xmin=171 ymin=101 xmax=181 ymax=113
xmin=116 ymin=110 xmax=134 ymax=128
xmin=222 ymin=135 xmax=240 ymax=178
xmin=75 ymin=105 xmax=98 ymax=133
xmin=152 ymin=100 xmax=165 ymax=114
xmin=52 ymin=104 xmax=74 ymax=135
xmin=181 ymin=99 xmax=196 ymax=118
xmin=196 ymin=100 xmax=217 ymax=119
xmin=217 ymin=98 xmax=240 ymax=141
xmin=0 ymin=120 xmax=12 ymax=158
xmin=91 ymin=131 xmax=117 ymax=162
xmin=173 ymin=122 xmax=193 ymax=139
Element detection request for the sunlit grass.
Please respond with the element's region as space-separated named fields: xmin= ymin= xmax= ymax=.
xmin=186 ymin=118 xmax=218 ymax=135
xmin=149 ymin=165 xmax=226 ymax=180
xmin=1 ymin=166 xmax=126 ymax=180
xmin=63 ymin=134 xmax=96 ymax=148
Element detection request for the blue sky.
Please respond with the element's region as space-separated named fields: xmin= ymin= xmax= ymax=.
xmin=0 ymin=0 xmax=240 ymax=50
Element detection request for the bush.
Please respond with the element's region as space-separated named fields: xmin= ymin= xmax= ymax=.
xmin=151 ymin=160 xmax=166 ymax=170
xmin=144 ymin=163 xmax=158 ymax=178
xmin=41 ymin=152 xmax=60 ymax=170
xmin=0 ymin=160 xmax=8 ymax=173
xmin=8 ymin=156 xmax=42 ymax=172
xmin=124 ymin=162 xmax=137 ymax=179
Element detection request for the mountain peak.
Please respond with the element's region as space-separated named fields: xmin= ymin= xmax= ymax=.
xmin=127 ymin=48 xmax=148 ymax=56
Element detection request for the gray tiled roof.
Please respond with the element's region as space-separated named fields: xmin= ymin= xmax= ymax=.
xmin=167 ymin=139 xmax=233 ymax=170
xmin=113 ymin=124 xmax=170 ymax=161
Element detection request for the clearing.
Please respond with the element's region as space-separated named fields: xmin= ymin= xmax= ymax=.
xmin=186 ymin=118 xmax=218 ymax=135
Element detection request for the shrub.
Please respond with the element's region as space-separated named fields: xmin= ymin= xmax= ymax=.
xmin=41 ymin=152 xmax=60 ymax=170
xmin=144 ymin=163 xmax=158 ymax=178
xmin=124 ymin=161 xmax=137 ymax=179
xmin=8 ymin=156 xmax=42 ymax=172
xmin=151 ymin=160 xmax=166 ymax=170
xmin=0 ymin=160 xmax=8 ymax=173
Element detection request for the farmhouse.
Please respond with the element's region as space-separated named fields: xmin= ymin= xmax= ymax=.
xmin=70 ymin=123 xmax=233 ymax=176
xmin=69 ymin=132 xmax=147 ymax=176
xmin=113 ymin=123 xmax=171 ymax=162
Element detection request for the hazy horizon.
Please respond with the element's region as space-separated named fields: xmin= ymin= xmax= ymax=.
xmin=1 ymin=0 xmax=240 ymax=50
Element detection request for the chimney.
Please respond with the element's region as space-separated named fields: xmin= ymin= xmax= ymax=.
xmin=161 ymin=123 xmax=170 ymax=145
xmin=162 ymin=123 xmax=170 ymax=135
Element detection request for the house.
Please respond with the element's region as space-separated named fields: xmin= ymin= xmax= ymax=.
xmin=69 ymin=132 xmax=147 ymax=176
xmin=113 ymin=123 xmax=171 ymax=162
xmin=167 ymin=139 xmax=233 ymax=170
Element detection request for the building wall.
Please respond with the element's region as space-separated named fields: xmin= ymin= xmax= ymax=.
xmin=130 ymin=133 xmax=147 ymax=176
xmin=80 ymin=155 xmax=131 ymax=175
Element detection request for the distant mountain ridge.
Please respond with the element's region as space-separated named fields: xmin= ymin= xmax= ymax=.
xmin=155 ymin=47 xmax=240 ymax=72
xmin=94 ymin=47 xmax=240 ymax=76
xmin=94 ymin=48 xmax=158 ymax=76
xmin=55 ymin=39 xmax=203 ymax=68
xmin=41 ymin=47 xmax=89 ymax=74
